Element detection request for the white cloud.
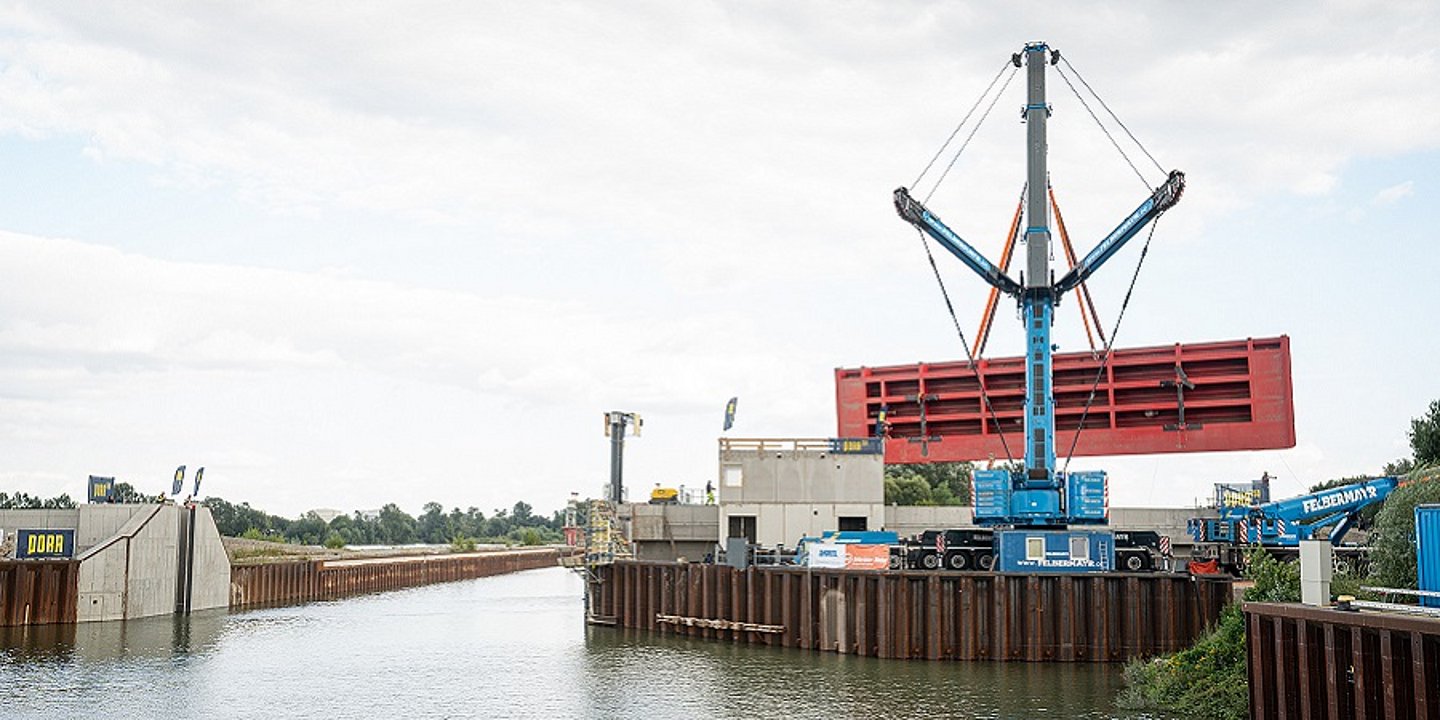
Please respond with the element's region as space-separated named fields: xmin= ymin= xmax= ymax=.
xmin=0 ymin=230 xmax=844 ymax=513
xmin=1372 ymin=180 xmax=1414 ymax=206
xmin=0 ymin=3 xmax=1432 ymax=265
xmin=0 ymin=3 xmax=1436 ymax=515
xmin=0 ymin=230 xmax=770 ymax=406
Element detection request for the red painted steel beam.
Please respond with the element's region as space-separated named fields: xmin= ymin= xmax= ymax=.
xmin=835 ymin=336 xmax=1296 ymax=464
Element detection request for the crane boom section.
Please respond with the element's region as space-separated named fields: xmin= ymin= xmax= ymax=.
xmin=1053 ymin=170 xmax=1185 ymax=296
xmin=894 ymin=187 xmax=1023 ymax=297
xmin=1204 ymin=476 xmax=1402 ymax=546
xmin=1243 ymin=476 xmax=1401 ymax=526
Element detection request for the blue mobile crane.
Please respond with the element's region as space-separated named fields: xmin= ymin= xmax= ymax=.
xmin=892 ymin=42 xmax=1185 ymax=573
xmin=1188 ymin=475 xmax=1403 ymax=573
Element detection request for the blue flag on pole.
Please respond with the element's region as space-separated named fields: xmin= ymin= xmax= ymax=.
xmin=723 ymin=397 xmax=737 ymax=431
xmin=172 ymin=465 xmax=185 ymax=496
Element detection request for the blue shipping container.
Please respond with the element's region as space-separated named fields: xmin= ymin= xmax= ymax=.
xmin=1066 ymin=471 xmax=1108 ymax=521
xmin=973 ymin=469 xmax=1010 ymax=522
xmin=1416 ymin=505 xmax=1440 ymax=608
xmin=994 ymin=529 xmax=1115 ymax=573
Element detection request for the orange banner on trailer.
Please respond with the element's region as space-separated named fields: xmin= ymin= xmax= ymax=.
xmin=844 ymin=544 xmax=891 ymax=571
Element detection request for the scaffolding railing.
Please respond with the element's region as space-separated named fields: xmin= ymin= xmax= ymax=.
xmin=582 ymin=499 xmax=632 ymax=568
xmin=576 ymin=498 xmax=633 ymax=623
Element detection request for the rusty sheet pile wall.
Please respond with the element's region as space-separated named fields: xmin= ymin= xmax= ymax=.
xmin=590 ymin=561 xmax=1231 ymax=662
xmin=0 ymin=561 xmax=78 ymax=627
xmin=1245 ymin=603 xmax=1440 ymax=720
xmin=230 ymin=548 xmax=568 ymax=609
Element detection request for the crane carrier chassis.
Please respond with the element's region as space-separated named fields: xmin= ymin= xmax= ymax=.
xmin=895 ymin=528 xmax=1166 ymax=573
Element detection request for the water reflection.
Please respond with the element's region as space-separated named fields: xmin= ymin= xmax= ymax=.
xmin=0 ymin=610 xmax=227 ymax=663
xmin=0 ymin=623 xmax=75 ymax=660
xmin=580 ymin=626 xmax=1130 ymax=719
xmin=0 ymin=568 xmax=1146 ymax=719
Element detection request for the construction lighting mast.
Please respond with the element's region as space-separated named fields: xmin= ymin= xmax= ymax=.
xmin=604 ymin=411 xmax=642 ymax=505
xmin=893 ymin=42 xmax=1184 ymax=528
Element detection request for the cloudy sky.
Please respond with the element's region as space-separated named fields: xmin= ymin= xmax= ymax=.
xmin=0 ymin=2 xmax=1436 ymax=518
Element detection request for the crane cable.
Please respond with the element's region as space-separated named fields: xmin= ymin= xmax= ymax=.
xmin=914 ymin=227 xmax=1017 ymax=467
xmin=1059 ymin=55 xmax=1167 ymax=178
xmin=1053 ymin=63 xmax=1152 ymax=191
xmin=1051 ymin=54 xmax=1176 ymax=472
xmin=906 ymin=58 xmax=1025 ymax=467
xmin=919 ymin=65 xmax=1020 ymax=204
xmin=1060 ymin=217 xmax=1162 ymax=475
xmin=910 ymin=60 xmax=1016 ymax=196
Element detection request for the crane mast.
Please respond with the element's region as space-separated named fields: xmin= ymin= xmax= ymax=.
xmin=1020 ymin=42 xmax=1056 ymax=488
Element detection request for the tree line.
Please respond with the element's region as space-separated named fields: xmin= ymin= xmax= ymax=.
xmin=207 ymin=497 xmax=568 ymax=548
xmin=883 ymin=462 xmax=975 ymax=506
xmin=1 ymin=482 xmax=570 ymax=548
xmin=0 ymin=491 xmax=78 ymax=509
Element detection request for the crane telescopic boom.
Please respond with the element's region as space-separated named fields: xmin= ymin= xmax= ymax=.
xmin=893 ymin=187 xmax=1023 ymax=296
xmin=1053 ymin=170 xmax=1185 ymax=295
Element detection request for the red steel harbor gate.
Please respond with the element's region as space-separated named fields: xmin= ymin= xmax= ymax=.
xmin=836 ymin=336 xmax=1295 ymax=464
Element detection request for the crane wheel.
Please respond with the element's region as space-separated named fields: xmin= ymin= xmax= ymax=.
xmin=921 ymin=553 xmax=940 ymax=570
xmin=1124 ymin=553 xmax=1145 ymax=572
xmin=947 ymin=552 xmax=968 ymax=571
xmin=976 ymin=551 xmax=994 ymax=571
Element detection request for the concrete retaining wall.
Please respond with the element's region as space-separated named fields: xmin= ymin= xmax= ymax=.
xmin=0 ymin=508 xmax=81 ymax=546
xmin=188 ymin=507 xmax=230 ymax=612
xmin=75 ymin=504 xmax=230 ymax=622
xmin=0 ymin=503 xmax=231 ymax=623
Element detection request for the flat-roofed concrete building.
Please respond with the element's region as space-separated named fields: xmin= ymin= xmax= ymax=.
xmin=716 ymin=438 xmax=885 ymax=548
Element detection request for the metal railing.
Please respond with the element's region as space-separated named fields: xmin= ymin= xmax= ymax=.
xmin=719 ymin=437 xmax=883 ymax=455
xmin=1353 ymin=584 xmax=1440 ymax=617
xmin=719 ymin=438 xmax=836 ymax=454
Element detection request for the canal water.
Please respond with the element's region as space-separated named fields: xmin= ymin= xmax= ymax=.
xmin=0 ymin=567 xmax=1151 ymax=719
